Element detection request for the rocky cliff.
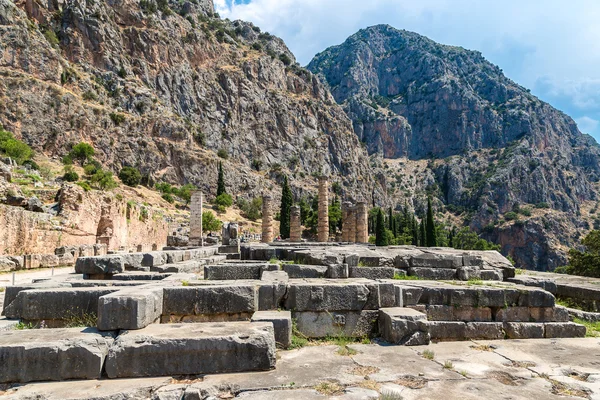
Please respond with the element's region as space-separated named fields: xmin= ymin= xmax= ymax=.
xmin=308 ymin=24 xmax=600 ymax=270
xmin=0 ymin=0 xmax=381 ymax=203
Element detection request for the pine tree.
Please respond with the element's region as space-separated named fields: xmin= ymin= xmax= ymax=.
xmin=419 ymin=219 xmax=426 ymax=247
xmin=279 ymin=175 xmax=293 ymax=239
xmin=375 ymin=208 xmax=388 ymax=246
xmin=216 ymin=162 xmax=226 ymax=197
xmin=426 ymin=196 xmax=437 ymax=247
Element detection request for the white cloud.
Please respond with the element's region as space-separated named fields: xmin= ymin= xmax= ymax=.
xmin=576 ymin=116 xmax=599 ymax=134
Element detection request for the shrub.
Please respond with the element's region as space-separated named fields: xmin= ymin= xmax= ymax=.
xmin=279 ymin=53 xmax=292 ymax=66
xmin=90 ymin=169 xmax=118 ymax=190
xmin=118 ymin=166 xmax=142 ymax=187
xmin=237 ymin=197 xmax=262 ymax=221
xmin=202 ymin=211 xmax=222 ymax=232
xmin=215 ymin=193 xmax=233 ymax=208
xmin=43 ymin=28 xmax=59 ymax=47
xmin=84 ymin=163 xmax=99 ymax=176
xmin=504 ymin=211 xmax=519 ymax=221
xmin=77 ymin=181 xmax=92 ymax=191
xmin=162 ymin=193 xmax=174 ymax=203
xmin=217 ymin=148 xmax=228 ymax=159
xmin=62 ymin=168 xmax=79 ymax=182
xmin=251 ymin=42 xmax=262 ymax=51
xmin=69 ymin=142 xmax=95 ymax=164
xmin=109 ymin=112 xmax=126 ymax=125
xmin=0 ymin=128 xmax=34 ymax=164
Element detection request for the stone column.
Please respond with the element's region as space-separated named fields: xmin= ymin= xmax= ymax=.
xmin=317 ymin=177 xmax=329 ymax=242
xmin=355 ymin=201 xmax=368 ymax=243
xmin=189 ymin=191 xmax=203 ymax=246
xmin=290 ymin=205 xmax=301 ymax=242
xmin=261 ymin=195 xmax=274 ymax=243
xmin=347 ymin=204 xmax=357 ymax=243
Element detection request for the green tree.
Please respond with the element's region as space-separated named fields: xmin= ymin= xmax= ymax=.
xmin=176 ymin=184 xmax=196 ymax=205
xmin=329 ymin=196 xmax=342 ymax=234
xmin=215 ymin=193 xmax=233 ymax=208
xmin=90 ymin=169 xmax=117 ymax=190
xmin=69 ymin=142 xmax=95 ymax=165
xmin=388 ymin=207 xmax=393 ymax=231
xmin=453 ymin=227 xmax=500 ymax=251
xmin=279 ymin=175 xmax=293 ymax=239
xmin=419 ymin=219 xmax=426 ymax=247
xmin=118 ymin=166 xmax=142 ymax=187
xmin=216 ymin=161 xmax=226 ymax=197
xmin=556 ymin=230 xmax=600 ymax=277
xmin=375 ymin=208 xmax=388 ymax=246
xmin=202 ymin=211 xmax=222 ymax=233
xmin=62 ymin=165 xmax=79 ymax=182
xmin=0 ymin=128 xmax=33 ymax=164
xmin=426 ymin=197 xmax=437 ymax=247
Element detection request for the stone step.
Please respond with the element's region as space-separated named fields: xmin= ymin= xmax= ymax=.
xmin=104 ymin=322 xmax=276 ymax=378
xmin=204 ymin=263 xmax=276 ymax=280
xmin=378 ymin=307 xmax=430 ymax=346
xmin=251 ymin=310 xmax=292 ymax=348
xmin=0 ymin=327 xmax=114 ymax=383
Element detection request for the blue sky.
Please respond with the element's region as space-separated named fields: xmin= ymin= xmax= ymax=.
xmin=215 ymin=0 xmax=600 ymax=142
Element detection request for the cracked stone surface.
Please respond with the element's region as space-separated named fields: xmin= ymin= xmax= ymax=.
xmin=2 ymin=338 xmax=599 ymax=399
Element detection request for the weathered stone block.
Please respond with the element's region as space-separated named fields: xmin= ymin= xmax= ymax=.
xmin=428 ymin=321 xmax=467 ymax=340
xmin=285 ymin=282 xmax=371 ymax=311
xmin=153 ymin=260 xmax=203 ymax=273
xmin=411 ymin=253 xmax=462 ymax=269
xmin=480 ymin=270 xmax=503 ymax=281
xmin=457 ymin=267 xmax=480 ymax=281
xmin=349 ymin=266 xmax=395 ymax=280
xmin=378 ymin=307 xmax=430 ymax=346
xmin=518 ymin=289 xmax=555 ymax=308
xmin=465 ymin=322 xmax=504 ymax=339
xmin=504 ymin=322 xmax=544 ymax=339
xmin=426 ymin=305 xmax=492 ymax=322
xmin=205 ymin=264 xmax=276 ymax=280
xmin=165 ymin=250 xmax=186 ymax=264
xmin=0 ymin=328 xmax=114 ymax=383
xmin=98 ymin=286 xmax=163 ymax=330
xmin=327 ymin=264 xmax=349 ymax=278
xmin=494 ymin=307 xmax=531 ymax=322
xmin=283 ymin=264 xmax=327 ymax=279
xmin=142 ymin=252 xmax=168 ymax=267
xmin=294 ymin=310 xmax=379 ymax=338
xmin=544 ymin=322 xmax=586 ymax=338
xmin=162 ymin=285 xmax=257 ymax=317
xmin=105 ymin=322 xmax=276 ymax=378
xmin=251 ymin=310 xmax=292 ymax=348
xmin=75 ymin=255 xmax=124 ymax=275
xmin=394 ymin=285 xmax=423 ymax=307
xmin=462 ymin=255 xmax=483 ymax=267
xmin=408 ymin=268 xmax=456 ymax=280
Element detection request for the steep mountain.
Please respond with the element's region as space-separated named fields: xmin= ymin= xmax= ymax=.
xmin=0 ymin=0 xmax=382 ymax=203
xmin=308 ymin=24 xmax=600 ymax=270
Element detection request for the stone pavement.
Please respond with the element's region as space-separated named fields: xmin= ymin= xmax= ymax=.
xmin=2 ymin=338 xmax=598 ymax=399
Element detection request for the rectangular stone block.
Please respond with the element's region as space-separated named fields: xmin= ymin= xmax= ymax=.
xmin=121 ymin=253 xmax=146 ymax=271
xmin=165 ymin=250 xmax=186 ymax=264
xmin=349 ymin=266 xmax=395 ymax=280
xmin=251 ymin=310 xmax=292 ymax=348
xmin=75 ymin=255 xmax=124 ymax=275
xmin=205 ymin=264 xmax=276 ymax=280
xmin=394 ymin=285 xmax=423 ymax=307
xmin=97 ymin=286 xmax=163 ymax=330
xmin=258 ymin=271 xmax=289 ymax=311
xmin=285 ymin=282 xmax=371 ymax=311
xmin=327 ymin=264 xmax=349 ymax=278
xmin=408 ymin=268 xmax=456 ymax=280
xmin=544 ymin=322 xmax=586 ymax=338
xmin=494 ymin=307 xmax=531 ymax=322
xmin=283 ymin=264 xmax=327 ymax=278
xmin=142 ymin=252 xmax=168 ymax=267
xmin=465 ymin=322 xmax=504 ymax=339
xmin=426 ymin=305 xmax=492 ymax=322
xmin=411 ymin=253 xmax=462 ymax=269
xmin=457 ymin=267 xmax=481 ymax=281
xmin=378 ymin=307 xmax=430 ymax=346
xmin=504 ymin=322 xmax=544 ymax=339
xmin=105 ymin=322 xmax=276 ymax=378
xmin=294 ymin=310 xmax=379 ymax=338
xmin=152 ymin=260 xmax=203 ymax=273
xmin=162 ymin=285 xmax=257 ymax=317
xmin=428 ymin=321 xmax=467 ymax=340
xmin=0 ymin=328 xmax=114 ymax=383
xmin=517 ymin=288 xmax=555 ymax=307
xmin=480 ymin=270 xmax=503 ymax=281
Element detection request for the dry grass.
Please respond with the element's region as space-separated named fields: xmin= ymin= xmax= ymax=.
xmin=504 ymin=360 xmax=536 ymax=368
xmin=349 ymin=365 xmax=380 ymax=376
xmin=470 ymin=344 xmax=494 ymax=352
xmin=357 ymin=378 xmax=380 ymax=391
xmin=394 ymin=375 xmax=429 ymax=389
xmin=548 ymin=378 xmax=590 ymax=399
xmin=487 ymin=371 xmax=520 ymax=386
xmin=314 ymin=381 xmax=344 ymax=396
xmin=422 ymin=349 xmax=434 ymax=360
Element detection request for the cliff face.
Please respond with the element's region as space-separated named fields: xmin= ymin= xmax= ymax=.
xmin=308 ymin=24 xmax=600 ymax=270
xmin=0 ymin=0 xmax=381 ymax=203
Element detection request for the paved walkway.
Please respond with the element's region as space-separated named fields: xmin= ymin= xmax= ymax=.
xmin=2 ymin=338 xmax=599 ymax=399
xmin=0 ymin=267 xmax=74 ymax=288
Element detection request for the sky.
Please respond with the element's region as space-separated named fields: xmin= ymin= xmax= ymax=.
xmin=214 ymin=0 xmax=600 ymax=142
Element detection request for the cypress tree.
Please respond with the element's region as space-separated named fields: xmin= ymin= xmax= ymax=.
xmin=375 ymin=208 xmax=388 ymax=246
xmin=419 ymin=219 xmax=426 ymax=247
xmin=388 ymin=207 xmax=393 ymax=231
xmin=426 ymin=197 xmax=437 ymax=247
xmin=279 ymin=175 xmax=293 ymax=239
xmin=448 ymin=227 xmax=455 ymax=248
xmin=411 ymin=216 xmax=419 ymax=246
xmin=216 ymin=162 xmax=226 ymax=197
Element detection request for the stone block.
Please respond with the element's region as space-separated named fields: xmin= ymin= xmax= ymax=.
xmin=0 ymin=328 xmax=114 ymax=383
xmin=39 ymin=254 xmax=60 ymax=268
xmin=97 ymin=286 xmax=163 ymax=330
xmin=105 ymin=322 xmax=276 ymax=378
xmin=428 ymin=321 xmax=467 ymax=340
xmin=465 ymin=322 xmax=504 ymax=339
xmin=153 ymin=260 xmax=203 ymax=273
xmin=411 ymin=253 xmax=462 ymax=269
xmin=3 ymin=287 xmax=120 ymax=323
xmin=457 ymin=267 xmax=480 ymax=281
xmin=75 ymin=255 xmax=124 ymax=275
xmin=258 ymin=271 xmax=289 ymax=311
xmin=408 ymin=267 xmax=456 ymax=280
xmin=378 ymin=307 xmax=429 ymax=346
xmin=294 ymin=310 xmax=379 ymax=338
xmin=544 ymin=322 xmax=586 ymax=338
xmin=121 ymin=253 xmax=146 ymax=271
xmin=285 ymin=282 xmax=371 ymax=311
xmin=494 ymin=307 xmax=531 ymax=322
xmin=162 ymin=285 xmax=257 ymax=317
xmin=480 ymin=270 xmax=503 ymax=281
xmin=426 ymin=305 xmax=492 ymax=322
xmin=349 ymin=266 xmax=395 ymax=280
xmin=0 ymin=256 xmax=20 ymax=272
xmin=165 ymin=250 xmax=186 ymax=264
xmin=378 ymin=283 xmax=396 ymax=308
xmin=283 ymin=264 xmax=327 ymax=279
xmin=57 ymin=253 xmax=75 ymax=266
xmin=205 ymin=264 xmax=276 ymax=280
xmin=327 ymin=264 xmax=349 ymax=278
xmin=142 ymin=252 xmax=168 ymax=267
xmin=394 ymin=285 xmax=423 ymax=307
xmin=504 ymin=322 xmax=544 ymax=339
xmin=78 ymin=245 xmax=95 ymax=257
xmin=518 ymin=288 xmax=555 ymax=307
xmin=251 ymin=310 xmax=292 ymax=348
xmin=462 ymin=255 xmax=483 ymax=267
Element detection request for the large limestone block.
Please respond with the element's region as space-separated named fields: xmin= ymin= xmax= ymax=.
xmin=349 ymin=266 xmax=395 ymax=280
xmin=205 ymin=263 xmax=276 ymax=280
xmin=517 ymin=288 xmax=555 ymax=308
xmin=394 ymin=285 xmax=423 ymax=307
xmin=464 ymin=322 xmax=504 ymax=339
xmin=428 ymin=321 xmax=467 ymax=340
xmin=97 ymin=286 xmax=163 ymax=330
xmin=378 ymin=307 xmax=430 ymax=346
xmin=426 ymin=305 xmax=492 ymax=322
xmin=4 ymin=287 xmax=120 ymax=322
xmin=544 ymin=322 xmax=586 ymax=338
xmin=142 ymin=252 xmax=168 ymax=267
xmin=121 ymin=253 xmax=146 ymax=271
xmin=504 ymin=322 xmax=544 ymax=339
xmin=258 ymin=272 xmax=289 ymax=311
xmin=285 ymin=282 xmax=372 ymax=311
xmin=294 ymin=310 xmax=378 ymax=338
xmin=0 ymin=328 xmax=114 ymax=383
xmin=75 ymin=255 xmax=124 ymax=275
xmin=410 ymin=253 xmax=462 ymax=269
xmin=283 ymin=264 xmax=327 ymax=279
xmin=105 ymin=322 xmax=276 ymax=378
xmin=251 ymin=310 xmax=292 ymax=348
xmin=152 ymin=260 xmax=203 ymax=273
xmin=162 ymin=285 xmax=257 ymax=316
xmin=408 ymin=267 xmax=456 ymax=280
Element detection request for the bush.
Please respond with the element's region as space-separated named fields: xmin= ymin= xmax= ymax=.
xmin=69 ymin=142 xmax=95 ymax=164
xmin=118 ymin=166 xmax=142 ymax=187
xmin=0 ymin=128 xmax=34 ymax=164
xmin=162 ymin=193 xmax=174 ymax=203
xmin=109 ymin=112 xmax=126 ymax=125
xmin=279 ymin=53 xmax=292 ymax=66
xmin=62 ymin=169 xmax=79 ymax=182
xmin=90 ymin=169 xmax=118 ymax=190
xmin=217 ymin=148 xmax=228 ymax=159
xmin=504 ymin=211 xmax=519 ymax=221
xmin=560 ymin=230 xmax=600 ymax=277
xmin=84 ymin=162 xmax=100 ymax=176
xmin=202 ymin=211 xmax=222 ymax=232
xmin=77 ymin=181 xmax=92 ymax=191
xmin=238 ymin=197 xmax=262 ymax=221
xmin=215 ymin=193 xmax=233 ymax=208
